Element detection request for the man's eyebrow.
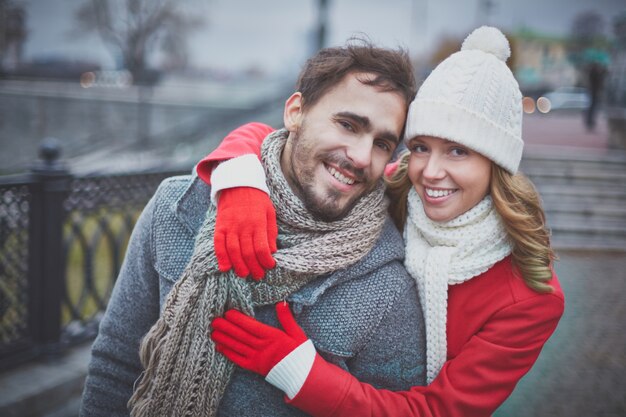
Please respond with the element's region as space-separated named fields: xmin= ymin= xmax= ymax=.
xmin=335 ymin=111 xmax=400 ymax=144
xmin=335 ymin=111 xmax=371 ymax=129
xmin=379 ymin=131 xmax=401 ymax=145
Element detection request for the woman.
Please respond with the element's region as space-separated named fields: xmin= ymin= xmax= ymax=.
xmin=205 ymin=26 xmax=565 ymax=417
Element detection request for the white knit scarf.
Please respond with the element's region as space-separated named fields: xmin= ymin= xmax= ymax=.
xmin=404 ymin=188 xmax=512 ymax=384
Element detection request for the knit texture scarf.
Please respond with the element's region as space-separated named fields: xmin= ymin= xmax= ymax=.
xmin=403 ymin=188 xmax=512 ymax=384
xmin=128 ymin=129 xmax=388 ymax=416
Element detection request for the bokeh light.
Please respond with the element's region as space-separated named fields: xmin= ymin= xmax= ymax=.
xmin=80 ymin=71 xmax=95 ymax=88
xmin=536 ymin=97 xmax=552 ymax=113
xmin=522 ymin=96 xmax=536 ymax=114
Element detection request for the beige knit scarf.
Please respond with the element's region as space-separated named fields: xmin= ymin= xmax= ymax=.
xmin=403 ymin=188 xmax=512 ymax=384
xmin=128 ymin=129 xmax=388 ymax=416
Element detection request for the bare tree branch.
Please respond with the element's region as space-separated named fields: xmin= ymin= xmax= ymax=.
xmin=73 ymin=0 xmax=206 ymax=83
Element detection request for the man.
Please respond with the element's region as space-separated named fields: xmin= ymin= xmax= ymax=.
xmin=80 ymin=40 xmax=426 ymax=417
xmin=585 ymin=60 xmax=607 ymax=131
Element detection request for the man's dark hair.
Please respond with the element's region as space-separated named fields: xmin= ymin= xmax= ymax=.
xmin=296 ymin=38 xmax=417 ymax=111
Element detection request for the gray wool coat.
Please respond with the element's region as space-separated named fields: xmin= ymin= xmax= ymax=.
xmin=80 ymin=173 xmax=426 ymax=417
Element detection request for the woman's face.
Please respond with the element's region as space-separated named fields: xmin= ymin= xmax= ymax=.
xmin=406 ymin=135 xmax=492 ymax=222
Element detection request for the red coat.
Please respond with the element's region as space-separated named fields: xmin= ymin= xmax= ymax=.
xmin=197 ymin=123 xmax=565 ymax=417
xmin=288 ymin=257 xmax=564 ymax=417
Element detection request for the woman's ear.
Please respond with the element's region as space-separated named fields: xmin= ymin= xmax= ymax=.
xmin=284 ymin=92 xmax=303 ymax=132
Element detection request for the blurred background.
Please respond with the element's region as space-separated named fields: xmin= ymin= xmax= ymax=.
xmin=0 ymin=0 xmax=625 ymax=173
xmin=0 ymin=1 xmax=625 ymax=416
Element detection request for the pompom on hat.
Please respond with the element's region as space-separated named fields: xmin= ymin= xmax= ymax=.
xmin=405 ymin=26 xmax=524 ymax=173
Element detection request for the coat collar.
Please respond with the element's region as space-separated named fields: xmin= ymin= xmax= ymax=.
xmin=173 ymin=171 xmax=211 ymax=236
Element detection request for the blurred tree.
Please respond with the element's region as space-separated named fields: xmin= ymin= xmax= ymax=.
xmin=566 ymin=11 xmax=612 ymax=131
xmin=0 ymin=0 xmax=26 ymax=74
xmin=572 ymin=10 xmax=605 ymax=42
xmin=429 ymin=36 xmax=461 ymax=67
xmin=605 ymin=12 xmax=626 ymax=108
xmin=428 ymin=31 xmax=517 ymax=71
xmin=614 ymin=11 xmax=626 ymax=50
xmin=315 ymin=0 xmax=330 ymax=51
xmin=74 ymin=0 xmax=205 ymax=84
xmin=568 ymin=10 xmax=609 ymax=67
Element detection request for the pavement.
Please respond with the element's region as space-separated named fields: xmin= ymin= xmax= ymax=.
xmin=494 ymin=249 xmax=626 ymax=417
xmin=497 ymin=111 xmax=626 ymax=416
xmin=523 ymin=109 xmax=611 ymax=152
xmin=0 ymin=344 xmax=89 ymax=417
xmin=0 ymin=110 xmax=625 ymax=417
xmin=492 ymin=110 xmax=626 ymax=416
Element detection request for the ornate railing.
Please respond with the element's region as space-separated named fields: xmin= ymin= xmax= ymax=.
xmin=0 ymin=176 xmax=32 ymax=368
xmin=0 ymin=140 xmax=186 ymax=371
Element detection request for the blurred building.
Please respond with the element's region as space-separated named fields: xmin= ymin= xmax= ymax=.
xmin=607 ymin=12 xmax=626 ymax=108
xmin=606 ymin=12 xmax=626 ymax=148
xmin=513 ymin=29 xmax=579 ymax=95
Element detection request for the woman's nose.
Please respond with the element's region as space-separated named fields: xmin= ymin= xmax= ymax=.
xmin=422 ymin=155 xmax=445 ymax=180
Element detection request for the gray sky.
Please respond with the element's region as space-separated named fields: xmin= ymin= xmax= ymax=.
xmin=23 ymin=0 xmax=626 ymax=76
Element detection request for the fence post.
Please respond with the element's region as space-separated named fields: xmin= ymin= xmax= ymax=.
xmin=29 ymin=137 xmax=71 ymax=358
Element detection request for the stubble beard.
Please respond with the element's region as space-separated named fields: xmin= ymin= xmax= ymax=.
xmin=286 ymin=127 xmax=375 ymax=222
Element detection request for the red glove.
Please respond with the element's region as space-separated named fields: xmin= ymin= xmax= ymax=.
xmin=211 ymin=302 xmax=308 ymax=376
xmin=215 ymin=187 xmax=278 ymax=280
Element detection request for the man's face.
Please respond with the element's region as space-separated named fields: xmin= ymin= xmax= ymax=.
xmin=282 ymin=72 xmax=406 ymax=221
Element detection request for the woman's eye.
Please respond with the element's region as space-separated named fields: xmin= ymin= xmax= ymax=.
xmin=411 ymin=144 xmax=428 ymax=153
xmin=450 ymin=147 xmax=468 ymax=156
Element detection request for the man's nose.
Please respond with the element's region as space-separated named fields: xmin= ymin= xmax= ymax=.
xmin=346 ymin=140 xmax=373 ymax=169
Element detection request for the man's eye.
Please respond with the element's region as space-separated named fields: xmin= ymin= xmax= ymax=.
xmin=375 ymin=140 xmax=391 ymax=152
xmin=339 ymin=120 xmax=354 ymax=131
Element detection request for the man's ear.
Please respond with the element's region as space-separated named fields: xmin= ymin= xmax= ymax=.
xmin=284 ymin=92 xmax=303 ymax=132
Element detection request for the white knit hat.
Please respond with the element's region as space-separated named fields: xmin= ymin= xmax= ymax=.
xmin=405 ymin=26 xmax=524 ymax=173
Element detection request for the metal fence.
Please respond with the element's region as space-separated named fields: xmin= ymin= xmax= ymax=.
xmin=0 ymin=141 xmax=186 ymax=371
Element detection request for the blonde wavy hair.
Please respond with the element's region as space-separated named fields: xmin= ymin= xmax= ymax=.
xmin=386 ymin=151 xmax=555 ymax=293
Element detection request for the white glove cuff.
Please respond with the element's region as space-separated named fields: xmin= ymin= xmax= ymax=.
xmin=210 ymin=154 xmax=269 ymax=204
xmin=265 ymin=339 xmax=316 ymax=399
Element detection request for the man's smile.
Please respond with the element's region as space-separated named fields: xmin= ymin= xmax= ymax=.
xmin=325 ymin=163 xmax=357 ymax=186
